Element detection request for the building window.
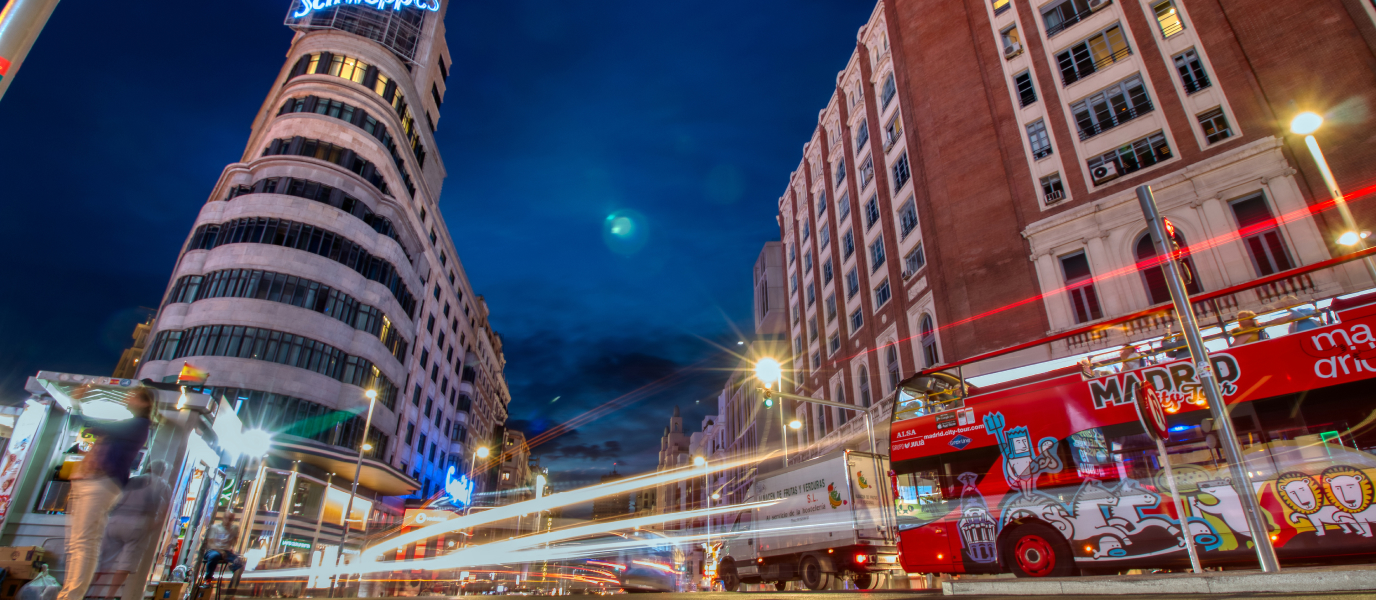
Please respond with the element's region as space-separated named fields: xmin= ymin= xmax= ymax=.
xmin=858 ymin=367 xmax=872 ymax=407
xmin=869 ymin=237 xmax=887 ymax=272
xmin=817 ymin=190 xmax=828 ymax=215
xmin=1027 ymin=120 xmax=1053 ymax=159
xmin=1087 ymin=131 xmax=1172 ymax=182
xmin=812 ymin=351 xmax=822 ymax=370
xmin=855 ymin=119 xmax=870 ymax=149
xmin=898 ymin=198 xmax=919 ymax=239
xmin=835 ymin=158 xmax=846 ymax=186
xmin=828 ymin=332 xmax=841 ymax=355
xmin=1060 ymin=251 xmax=1103 ymax=323
xmin=792 ymin=304 xmax=801 ymax=325
xmin=794 ymin=336 xmax=803 ymax=356
xmin=864 ymin=196 xmax=881 ymax=231
xmin=790 ymin=273 xmax=798 ymax=294
xmin=850 ymin=307 xmax=864 ymax=332
xmin=823 ymin=259 xmax=834 ymax=285
xmin=1042 ymin=0 xmax=1095 ymax=37
xmin=875 ymin=279 xmax=893 ymax=308
xmin=846 ymin=267 xmax=860 ymax=299
xmin=838 ymin=192 xmax=851 ymax=221
xmin=789 ymin=244 xmax=796 ymax=264
xmin=920 ymin=314 xmax=940 ymax=368
xmin=804 ymin=251 xmax=813 ymax=273
xmin=1056 ymin=25 xmax=1131 ymax=86
xmin=892 ymin=152 xmax=912 ymax=190
xmin=1001 ymin=25 xmax=1022 ymax=58
xmin=809 ymin=317 xmax=819 ymax=341
xmin=1153 ymin=0 xmax=1185 ymax=37
xmin=1198 ymin=107 xmax=1233 ymax=144
xmin=886 ymin=346 xmax=901 ymax=391
xmin=1135 ymin=232 xmax=1202 ymax=305
xmin=859 ymin=156 xmax=875 ymax=190
xmin=843 ymin=230 xmax=855 ymax=260
xmin=885 ymin=113 xmax=903 ymax=149
xmin=880 ymin=74 xmax=897 ymax=109
xmin=1174 ymin=49 xmax=1211 ymax=94
xmin=1015 ymin=71 xmax=1037 ymax=107
xmin=1041 ymin=173 xmax=1066 ymax=204
xmin=1230 ymin=194 xmax=1295 ymax=276
xmin=993 ymin=0 xmax=1011 ymax=15
xmin=807 ymin=283 xmax=817 ymax=307
xmin=826 ymin=294 xmax=838 ymax=322
xmin=1071 ymin=76 xmax=1154 ymax=140
xmin=262 ymin=136 xmax=394 ymax=197
xmin=904 ymin=243 xmax=926 ymax=276
xmin=801 ymin=219 xmax=811 ymax=241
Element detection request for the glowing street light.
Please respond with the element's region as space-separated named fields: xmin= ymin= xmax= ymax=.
xmin=1289 ymin=111 xmax=1376 ymax=279
xmin=788 ymin=420 xmax=802 ymax=430
xmin=754 ymin=358 xmax=782 ymax=390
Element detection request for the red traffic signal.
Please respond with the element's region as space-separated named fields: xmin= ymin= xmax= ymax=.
xmin=1163 ymin=217 xmax=1178 ymax=242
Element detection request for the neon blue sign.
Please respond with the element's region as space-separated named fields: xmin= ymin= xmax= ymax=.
xmin=293 ymin=0 xmax=440 ymax=19
xmin=444 ymin=465 xmax=474 ymax=507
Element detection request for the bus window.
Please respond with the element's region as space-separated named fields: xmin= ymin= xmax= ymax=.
xmin=893 ymin=446 xmax=999 ymax=530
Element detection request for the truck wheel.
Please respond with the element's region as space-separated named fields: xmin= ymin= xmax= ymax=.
xmin=799 ymin=556 xmax=832 ymax=590
xmin=720 ymin=562 xmax=740 ymax=592
xmin=773 ymin=581 xmax=787 ymax=591
xmin=853 ymin=572 xmax=879 ymax=590
xmin=1004 ymin=523 xmax=1074 ymax=578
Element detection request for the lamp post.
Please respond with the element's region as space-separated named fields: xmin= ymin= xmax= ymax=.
xmin=753 ymin=358 xmax=790 ymax=466
xmin=1290 ymin=111 xmax=1376 ymax=280
xmin=330 ymin=389 xmax=378 ymax=597
xmin=470 ymin=446 xmax=490 ymax=497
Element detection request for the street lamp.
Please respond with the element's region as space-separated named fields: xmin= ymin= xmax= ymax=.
xmin=1290 ymin=111 xmax=1376 ymax=279
xmin=331 ymin=388 xmax=378 ymax=596
xmin=788 ymin=420 xmax=802 ymax=430
xmin=754 ymin=358 xmax=790 ymax=466
xmin=470 ymin=446 xmax=491 ymax=489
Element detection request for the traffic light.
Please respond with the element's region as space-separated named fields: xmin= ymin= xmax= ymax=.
xmin=764 ymin=397 xmax=774 ymax=408
xmin=1161 ymin=218 xmax=1194 ymax=286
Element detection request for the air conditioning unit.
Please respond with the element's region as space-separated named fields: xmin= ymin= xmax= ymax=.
xmin=1003 ymin=43 xmax=1023 ymax=59
xmin=1045 ymin=189 xmax=1066 ymax=204
xmin=1090 ymin=162 xmax=1120 ymax=184
xmin=902 ymin=269 xmax=915 ymax=280
xmin=1088 ymin=0 xmax=1111 ymax=11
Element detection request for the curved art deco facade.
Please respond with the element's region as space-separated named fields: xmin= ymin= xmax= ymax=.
xmin=139 ymin=0 xmax=511 ymax=503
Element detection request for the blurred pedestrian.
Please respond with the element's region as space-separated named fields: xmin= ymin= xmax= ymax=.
xmin=98 ymin=460 xmax=172 ymax=573
xmin=1118 ymin=344 xmax=1144 ymax=370
xmin=1231 ymin=310 xmax=1267 ymax=346
xmin=57 ymin=387 xmax=154 ymax=600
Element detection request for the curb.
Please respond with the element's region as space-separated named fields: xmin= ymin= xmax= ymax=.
xmin=941 ymin=568 xmax=1376 ymax=596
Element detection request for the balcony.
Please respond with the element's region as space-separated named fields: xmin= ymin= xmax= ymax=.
xmin=1077 ymin=102 xmax=1155 ymax=141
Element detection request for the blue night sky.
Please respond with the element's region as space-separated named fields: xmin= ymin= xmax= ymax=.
xmin=0 ymin=0 xmax=874 ymax=482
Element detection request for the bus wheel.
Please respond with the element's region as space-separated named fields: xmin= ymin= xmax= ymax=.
xmin=720 ymin=562 xmax=741 ymax=592
xmin=1005 ymin=524 xmax=1073 ymax=578
xmin=773 ymin=581 xmax=787 ymax=591
xmin=800 ymin=556 xmax=832 ymax=590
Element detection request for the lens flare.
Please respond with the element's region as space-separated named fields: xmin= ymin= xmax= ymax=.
xmin=603 ymin=209 xmax=649 ymax=255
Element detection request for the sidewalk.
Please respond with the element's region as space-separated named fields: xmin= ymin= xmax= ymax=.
xmin=941 ymin=565 xmax=1376 ymax=596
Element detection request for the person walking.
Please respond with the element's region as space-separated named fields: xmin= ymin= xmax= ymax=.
xmin=99 ymin=460 xmax=172 ymax=574
xmin=57 ymin=387 xmax=154 ymax=600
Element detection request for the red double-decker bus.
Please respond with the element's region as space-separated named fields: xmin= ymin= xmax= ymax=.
xmin=889 ymin=259 xmax=1376 ymax=577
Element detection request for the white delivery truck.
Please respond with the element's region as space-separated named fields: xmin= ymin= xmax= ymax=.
xmin=715 ymin=449 xmax=901 ymax=591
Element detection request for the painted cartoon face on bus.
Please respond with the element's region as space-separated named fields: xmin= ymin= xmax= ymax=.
xmin=982 ymin=412 xmax=1061 ymax=495
xmin=1322 ymin=466 xmax=1374 ymax=513
xmin=1277 ymin=472 xmax=1322 ymax=514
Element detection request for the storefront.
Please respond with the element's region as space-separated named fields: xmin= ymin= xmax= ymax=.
xmin=2 ymin=372 xmax=228 ymax=600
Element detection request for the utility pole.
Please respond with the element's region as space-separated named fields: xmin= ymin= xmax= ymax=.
xmin=0 ymin=0 xmax=63 ymax=101
xmin=1137 ymin=184 xmax=1280 ymax=573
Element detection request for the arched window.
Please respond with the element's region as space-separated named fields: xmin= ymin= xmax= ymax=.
xmin=887 ymin=346 xmax=901 ymax=392
xmin=920 ymin=314 xmax=939 ymax=368
xmin=836 ymin=383 xmax=850 ymax=425
xmin=859 ymin=367 xmax=872 ymax=408
xmin=1135 ymin=231 xmax=1203 ymax=305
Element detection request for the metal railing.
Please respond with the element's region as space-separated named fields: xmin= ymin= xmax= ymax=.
xmin=1077 ymin=101 xmax=1155 ymax=140
xmin=1061 ymin=45 xmax=1133 ymax=86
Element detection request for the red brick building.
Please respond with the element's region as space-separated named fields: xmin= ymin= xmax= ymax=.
xmin=779 ymin=0 xmax=1376 ymax=457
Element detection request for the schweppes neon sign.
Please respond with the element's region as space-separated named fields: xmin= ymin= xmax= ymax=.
xmin=293 ymin=0 xmax=440 ymax=19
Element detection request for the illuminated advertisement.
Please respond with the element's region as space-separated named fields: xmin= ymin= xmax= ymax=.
xmin=292 ymin=0 xmax=439 ymax=18
xmin=0 ymin=402 xmax=49 ymax=529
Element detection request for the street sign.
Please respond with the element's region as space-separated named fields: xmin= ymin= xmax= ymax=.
xmin=1134 ymin=382 xmax=1170 ymax=441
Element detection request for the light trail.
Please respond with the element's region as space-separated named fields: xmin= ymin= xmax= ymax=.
xmin=243 ymin=498 xmax=779 ymax=580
